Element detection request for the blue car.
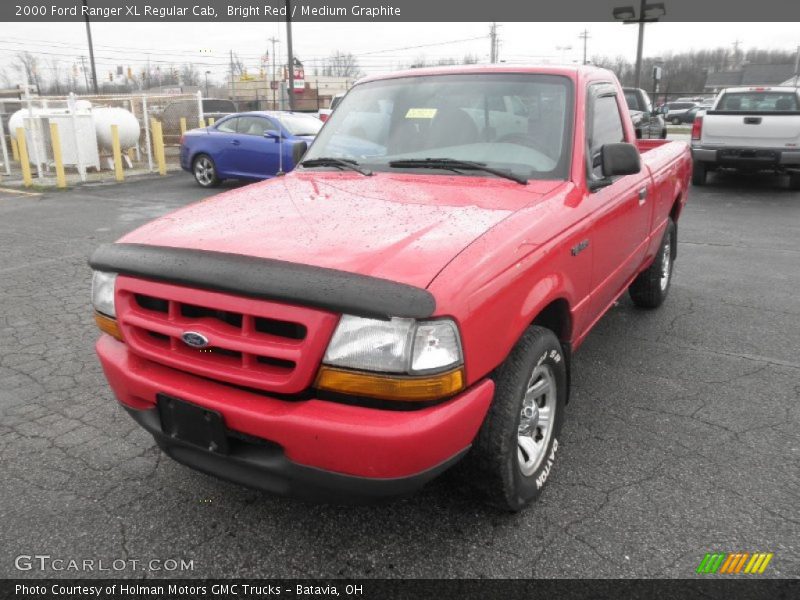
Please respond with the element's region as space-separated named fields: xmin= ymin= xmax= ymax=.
xmin=180 ymin=111 xmax=322 ymax=187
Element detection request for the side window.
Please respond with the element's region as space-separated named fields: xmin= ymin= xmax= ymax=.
xmin=237 ymin=116 xmax=278 ymax=136
xmin=216 ymin=117 xmax=238 ymax=133
xmin=587 ymin=86 xmax=625 ymax=179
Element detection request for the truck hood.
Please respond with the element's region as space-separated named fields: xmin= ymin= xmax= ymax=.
xmin=120 ymin=171 xmax=562 ymax=289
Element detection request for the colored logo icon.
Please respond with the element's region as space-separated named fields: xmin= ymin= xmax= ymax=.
xmin=696 ymin=552 xmax=773 ymax=574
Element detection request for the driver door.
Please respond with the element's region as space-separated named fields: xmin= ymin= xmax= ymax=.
xmin=235 ymin=116 xmax=283 ymax=178
xmin=585 ymin=83 xmax=653 ymax=316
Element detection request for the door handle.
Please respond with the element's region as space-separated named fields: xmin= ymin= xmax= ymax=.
xmin=231 ymin=140 xmax=240 ymax=145
xmin=637 ymin=187 xmax=647 ymax=205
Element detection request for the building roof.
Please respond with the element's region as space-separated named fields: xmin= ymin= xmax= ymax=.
xmin=705 ymin=64 xmax=798 ymax=89
xmin=704 ymin=71 xmax=743 ymax=88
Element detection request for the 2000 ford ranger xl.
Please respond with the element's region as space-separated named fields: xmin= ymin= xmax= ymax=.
xmin=90 ymin=66 xmax=691 ymax=510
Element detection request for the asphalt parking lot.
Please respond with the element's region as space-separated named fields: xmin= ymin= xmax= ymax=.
xmin=1 ymin=167 xmax=798 ymax=579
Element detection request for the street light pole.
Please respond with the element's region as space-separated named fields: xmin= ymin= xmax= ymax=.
xmin=613 ymin=1 xmax=665 ymax=89
xmin=204 ymin=71 xmax=210 ymax=97
xmin=633 ymin=0 xmax=646 ymax=88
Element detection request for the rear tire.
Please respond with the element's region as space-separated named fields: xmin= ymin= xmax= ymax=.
xmin=671 ymin=117 xmax=681 ymax=125
xmin=462 ymin=326 xmax=567 ymax=511
xmin=629 ymin=218 xmax=676 ymax=309
xmin=789 ymin=172 xmax=800 ymax=191
xmin=691 ymin=161 xmax=707 ymax=186
xmin=192 ymin=154 xmax=221 ymax=188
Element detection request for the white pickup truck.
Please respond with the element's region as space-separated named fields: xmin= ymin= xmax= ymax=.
xmin=691 ymin=86 xmax=800 ymax=189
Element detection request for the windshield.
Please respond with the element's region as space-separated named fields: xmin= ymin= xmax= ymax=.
xmin=716 ymin=91 xmax=799 ymax=112
xmin=279 ymin=114 xmax=323 ymax=136
xmin=304 ymin=73 xmax=574 ymax=180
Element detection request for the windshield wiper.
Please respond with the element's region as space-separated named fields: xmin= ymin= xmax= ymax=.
xmin=301 ymin=157 xmax=372 ymax=176
xmin=388 ymin=158 xmax=527 ymax=184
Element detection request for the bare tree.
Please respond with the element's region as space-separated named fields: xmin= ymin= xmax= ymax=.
xmin=14 ymin=51 xmax=40 ymax=90
xmin=47 ymin=58 xmax=63 ymax=94
xmin=230 ymin=52 xmax=246 ymax=78
xmin=322 ymin=51 xmax=362 ymax=78
xmin=180 ymin=63 xmax=200 ymax=86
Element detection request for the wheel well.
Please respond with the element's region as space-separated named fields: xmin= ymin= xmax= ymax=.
xmin=531 ymin=298 xmax=572 ymax=402
xmin=669 ymin=193 xmax=683 ymax=223
xmin=531 ymin=299 xmax=571 ymax=344
xmin=669 ymin=194 xmax=682 ymax=260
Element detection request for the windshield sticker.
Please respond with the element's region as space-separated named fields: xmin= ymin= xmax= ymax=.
xmin=405 ymin=108 xmax=438 ymax=119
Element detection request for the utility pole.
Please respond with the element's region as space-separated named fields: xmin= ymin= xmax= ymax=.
xmin=82 ymin=0 xmax=98 ymax=94
xmin=229 ymin=49 xmax=235 ymax=104
xmin=79 ymin=55 xmax=89 ymax=92
xmin=285 ymin=0 xmax=295 ymax=110
xmin=579 ymin=29 xmax=591 ymax=65
xmin=792 ymin=45 xmax=800 ymax=87
xmin=489 ymin=22 xmax=498 ymax=63
xmin=268 ymin=36 xmax=279 ymax=109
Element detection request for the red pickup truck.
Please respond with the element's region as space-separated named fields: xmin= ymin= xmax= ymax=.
xmin=90 ymin=66 xmax=691 ymax=510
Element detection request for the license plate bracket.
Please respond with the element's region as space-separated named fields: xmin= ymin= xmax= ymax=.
xmin=157 ymin=393 xmax=229 ymax=454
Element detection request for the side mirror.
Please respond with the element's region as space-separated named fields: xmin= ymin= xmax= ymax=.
xmin=264 ymin=130 xmax=281 ymax=141
xmin=292 ymin=141 xmax=308 ymax=164
xmin=601 ymin=143 xmax=641 ymax=177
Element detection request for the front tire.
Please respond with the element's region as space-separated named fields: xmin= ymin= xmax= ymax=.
xmin=671 ymin=117 xmax=681 ymax=125
xmin=193 ymin=154 xmax=221 ymax=188
xmin=629 ymin=218 xmax=676 ymax=309
xmin=789 ymin=172 xmax=800 ymax=191
xmin=463 ymin=326 xmax=567 ymax=511
xmin=692 ymin=161 xmax=707 ymax=186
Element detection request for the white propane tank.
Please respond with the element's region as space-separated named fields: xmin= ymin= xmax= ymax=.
xmin=8 ymin=108 xmax=67 ymax=165
xmin=9 ymin=107 xmax=52 ymax=137
xmin=93 ymin=107 xmax=140 ymax=151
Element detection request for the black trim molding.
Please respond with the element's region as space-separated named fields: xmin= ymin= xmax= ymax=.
xmin=89 ymin=243 xmax=436 ymax=320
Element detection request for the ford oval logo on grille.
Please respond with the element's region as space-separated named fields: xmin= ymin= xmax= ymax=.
xmin=181 ymin=331 xmax=209 ymax=348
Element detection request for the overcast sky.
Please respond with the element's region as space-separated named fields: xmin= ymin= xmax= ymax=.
xmin=2 ymin=21 xmax=799 ymax=85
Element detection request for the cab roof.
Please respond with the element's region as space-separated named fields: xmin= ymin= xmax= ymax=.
xmin=355 ymin=64 xmax=613 ymax=86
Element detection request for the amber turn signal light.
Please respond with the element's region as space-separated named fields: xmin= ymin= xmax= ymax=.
xmin=94 ymin=311 xmax=124 ymax=341
xmin=315 ymin=366 xmax=464 ymax=402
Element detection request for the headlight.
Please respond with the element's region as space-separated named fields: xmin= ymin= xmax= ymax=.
xmin=317 ymin=315 xmax=465 ymax=402
xmin=323 ymin=315 xmax=462 ymax=375
xmin=91 ymin=270 xmax=117 ymax=317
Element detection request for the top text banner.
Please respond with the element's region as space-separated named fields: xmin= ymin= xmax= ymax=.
xmin=4 ymin=0 xmax=800 ymax=21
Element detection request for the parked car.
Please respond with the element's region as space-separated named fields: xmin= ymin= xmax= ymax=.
xmin=90 ymin=65 xmax=691 ymax=510
xmin=664 ymin=101 xmax=698 ymax=125
xmin=317 ymin=92 xmax=345 ymax=122
xmin=180 ymin=111 xmax=322 ymax=186
xmin=623 ymin=87 xmax=667 ymax=139
xmin=691 ymin=86 xmax=800 ymax=189
xmin=673 ymin=104 xmax=709 ymax=125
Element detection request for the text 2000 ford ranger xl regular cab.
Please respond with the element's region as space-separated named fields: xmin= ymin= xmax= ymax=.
xmin=90 ymin=66 xmax=691 ymax=510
